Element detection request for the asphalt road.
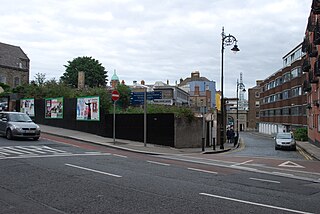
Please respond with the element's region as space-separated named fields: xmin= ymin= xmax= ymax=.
xmin=231 ymin=132 xmax=305 ymax=159
xmin=0 ymin=135 xmax=319 ymax=214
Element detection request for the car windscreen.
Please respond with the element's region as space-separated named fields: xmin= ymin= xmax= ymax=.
xmin=8 ymin=114 xmax=32 ymax=122
xmin=276 ymin=133 xmax=292 ymax=139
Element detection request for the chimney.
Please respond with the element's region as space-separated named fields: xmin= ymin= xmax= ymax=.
xmin=167 ymin=79 xmax=169 ymax=85
xmin=141 ymin=80 xmax=145 ymax=85
xmin=195 ymin=85 xmax=200 ymax=96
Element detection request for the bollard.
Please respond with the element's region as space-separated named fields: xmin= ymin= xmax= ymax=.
xmin=202 ymin=137 xmax=205 ymax=152
xmin=234 ymin=136 xmax=238 ymax=147
xmin=212 ymin=137 xmax=216 ymax=150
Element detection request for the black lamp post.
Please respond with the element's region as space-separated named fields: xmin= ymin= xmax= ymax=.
xmin=220 ymin=27 xmax=240 ymax=149
xmin=236 ymin=79 xmax=245 ymax=146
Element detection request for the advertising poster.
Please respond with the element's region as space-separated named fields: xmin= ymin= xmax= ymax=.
xmin=45 ymin=97 xmax=63 ymax=119
xmin=20 ymin=98 xmax=35 ymax=116
xmin=76 ymin=96 xmax=100 ymax=121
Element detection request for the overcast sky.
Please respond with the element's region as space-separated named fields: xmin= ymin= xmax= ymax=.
xmin=0 ymin=0 xmax=311 ymax=97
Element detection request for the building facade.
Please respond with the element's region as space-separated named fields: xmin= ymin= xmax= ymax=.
xmin=247 ymin=80 xmax=262 ymax=130
xmin=258 ymin=44 xmax=307 ymax=135
xmin=303 ymin=0 xmax=320 ymax=147
xmin=0 ymin=42 xmax=29 ymax=88
xmin=179 ymin=71 xmax=216 ymax=112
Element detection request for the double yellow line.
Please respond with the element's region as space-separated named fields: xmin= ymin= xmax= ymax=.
xmin=297 ymin=147 xmax=313 ymax=160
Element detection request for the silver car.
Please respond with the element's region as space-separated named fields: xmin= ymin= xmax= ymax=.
xmin=0 ymin=112 xmax=40 ymax=140
xmin=274 ymin=132 xmax=296 ymax=151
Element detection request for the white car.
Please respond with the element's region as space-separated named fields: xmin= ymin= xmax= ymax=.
xmin=0 ymin=112 xmax=41 ymax=140
xmin=274 ymin=132 xmax=296 ymax=151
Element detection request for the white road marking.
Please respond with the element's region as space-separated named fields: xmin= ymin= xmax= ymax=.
xmin=278 ymin=161 xmax=305 ymax=168
xmin=65 ymin=163 xmax=122 ymax=178
xmin=249 ymin=177 xmax=280 ymax=184
xmin=188 ymin=168 xmax=217 ymax=174
xmin=0 ymin=148 xmax=27 ymax=155
xmin=147 ymin=160 xmax=170 ymax=166
xmin=231 ymin=160 xmax=253 ymax=166
xmin=15 ymin=146 xmax=48 ymax=154
xmin=113 ymin=154 xmax=127 ymax=158
xmin=272 ymin=171 xmax=294 ymax=177
xmin=200 ymin=193 xmax=313 ymax=214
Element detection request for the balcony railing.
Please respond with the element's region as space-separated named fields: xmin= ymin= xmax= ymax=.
xmin=312 ymin=0 xmax=320 ymax=14
xmin=302 ymin=58 xmax=311 ymax=72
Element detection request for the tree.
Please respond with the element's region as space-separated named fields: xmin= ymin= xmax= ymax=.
xmin=61 ymin=56 xmax=108 ymax=88
xmin=34 ymin=73 xmax=46 ymax=86
xmin=116 ymin=84 xmax=131 ymax=109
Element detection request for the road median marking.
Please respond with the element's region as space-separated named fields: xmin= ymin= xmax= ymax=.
xmin=65 ymin=163 xmax=122 ymax=178
xmin=249 ymin=177 xmax=280 ymax=184
xmin=147 ymin=160 xmax=170 ymax=166
xmin=200 ymin=193 xmax=313 ymax=214
xmin=188 ymin=168 xmax=218 ymax=174
xmin=231 ymin=160 xmax=253 ymax=166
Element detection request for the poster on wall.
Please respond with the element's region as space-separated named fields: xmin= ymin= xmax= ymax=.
xmin=45 ymin=97 xmax=63 ymax=119
xmin=76 ymin=96 xmax=100 ymax=121
xmin=20 ymin=98 xmax=35 ymax=117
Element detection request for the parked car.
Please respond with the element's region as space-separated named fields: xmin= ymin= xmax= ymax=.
xmin=274 ymin=132 xmax=296 ymax=151
xmin=0 ymin=112 xmax=40 ymax=140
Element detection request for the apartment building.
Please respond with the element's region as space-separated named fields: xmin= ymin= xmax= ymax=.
xmin=303 ymin=0 xmax=320 ymax=146
xmin=259 ymin=43 xmax=307 ymax=135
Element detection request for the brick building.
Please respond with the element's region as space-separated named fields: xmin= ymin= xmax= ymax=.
xmin=258 ymin=43 xmax=307 ymax=134
xmin=0 ymin=42 xmax=29 ymax=88
xmin=247 ymin=80 xmax=262 ymax=130
xmin=303 ymin=0 xmax=320 ymax=147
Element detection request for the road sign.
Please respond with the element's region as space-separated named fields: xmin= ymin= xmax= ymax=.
xmin=112 ymin=90 xmax=120 ymax=101
xmin=130 ymin=91 xmax=162 ymax=105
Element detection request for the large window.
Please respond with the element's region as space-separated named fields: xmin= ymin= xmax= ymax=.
xmin=283 ymin=72 xmax=291 ymax=83
xmin=291 ymin=67 xmax=301 ymax=79
xmin=291 ymin=87 xmax=302 ymax=97
xmin=283 ymin=90 xmax=290 ymax=99
xmin=13 ymin=77 xmax=20 ymax=88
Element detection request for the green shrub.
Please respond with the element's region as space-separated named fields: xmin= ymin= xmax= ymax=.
xmin=294 ymin=127 xmax=308 ymax=141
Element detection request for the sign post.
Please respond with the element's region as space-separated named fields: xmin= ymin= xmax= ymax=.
xmin=112 ymin=90 xmax=120 ymax=143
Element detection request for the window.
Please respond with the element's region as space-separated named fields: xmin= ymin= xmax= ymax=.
xmin=283 ymin=90 xmax=290 ymax=99
xmin=256 ymin=111 xmax=259 ymax=118
xmin=292 ymin=87 xmax=302 ymax=97
xmin=255 ymin=92 xmax=259 ymax=98
xmin=282 ymin=107 xmax=289 ymax=115
xmin=0 ymin=75 xmax=6 ymax=84
xmin=13 ymin=77 xmax=20 ymax=88
xmin=255 ymin=101 xmax=260 ymax=107
xmin=291 ymin=67 xmax=301 ymax=79
xmin=275 ymin=109 xmax=282 ymax=116
xmin=318 ymin=115 xmax=320 ymax=132
xmin=283 ymin=72 xmax=291 ymax=83
xmin=291 ymin=107 xmax=299 ymax=115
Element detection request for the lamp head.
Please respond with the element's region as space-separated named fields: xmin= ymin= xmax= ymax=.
xmin=231 ymin=44 xmax=240 ymax=53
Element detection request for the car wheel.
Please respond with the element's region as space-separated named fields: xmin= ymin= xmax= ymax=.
xmin=292 ymin=146 xmax=296 ymax=151
xmin=6 ymin=129 xmax=13 ymax=140
xmin=33 ymin=137 xmax=39 ymax=141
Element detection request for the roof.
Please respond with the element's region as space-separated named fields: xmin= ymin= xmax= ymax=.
xmin=0 ymin=42 xmax=29 ymax=70
xmin=179 ymin=76 xmax=210 ymax=86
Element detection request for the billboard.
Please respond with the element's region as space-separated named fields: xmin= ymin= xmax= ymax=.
xmin=76 ymin=96 xmax=100 ymax=121
xmin=20 ymin=98 xmax=35 ymax=116
xmin=45 ymin=97 xmax=63 ymax=119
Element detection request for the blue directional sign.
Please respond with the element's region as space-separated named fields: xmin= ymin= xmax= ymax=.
xmin=130 ymin=91 xmax=162 ymax=105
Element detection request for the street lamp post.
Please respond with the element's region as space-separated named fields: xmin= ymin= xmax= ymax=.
xmin=220 ymin=27 xmax=240 ymax=149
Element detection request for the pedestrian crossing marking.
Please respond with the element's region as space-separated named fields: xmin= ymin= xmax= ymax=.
xmin=278 ymin=161 xmax=305 ymax=168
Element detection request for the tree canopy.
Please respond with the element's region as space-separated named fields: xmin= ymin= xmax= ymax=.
xmin=61 ymin=56 xmax=108 ymax=88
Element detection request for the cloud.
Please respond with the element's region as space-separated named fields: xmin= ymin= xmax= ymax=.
xmin=0 ymin=0 xmax=312 ymax=98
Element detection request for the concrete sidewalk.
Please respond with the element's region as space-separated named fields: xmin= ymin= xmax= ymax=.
xmin=39 ymin=125 xmax=237 ymax=155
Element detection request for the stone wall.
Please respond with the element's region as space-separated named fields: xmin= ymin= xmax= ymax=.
xmin=0 ymin=67 xmax=29 ymax=88
xmin=175 ymin=117 xmax=203 ymax=148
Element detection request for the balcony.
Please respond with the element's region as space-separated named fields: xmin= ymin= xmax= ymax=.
xmin=303 ymin=80 xmax=311 ymax=92
xmin=302 ymin=58 xmax=311 ymax=72
xmin=308 ymin=44 xmax=318 ymax=58
xmin=309 ymin=70 xmax=319 ymax=84
xmin=314 ymin=20 xmax=320 ymax=45
xmin=315 ymin=59 xmax=320 ymax=76
xmin=307 ymin=14 xmax=316 ymax=31
xmin=312 ymin=0 xmax=320 ymax=14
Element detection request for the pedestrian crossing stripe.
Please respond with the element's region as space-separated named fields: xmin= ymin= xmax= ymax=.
xmin=0 ymin=146 xmax=67 ymax=156
xmin=278 ymin=161 xmax=305 ymax=168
